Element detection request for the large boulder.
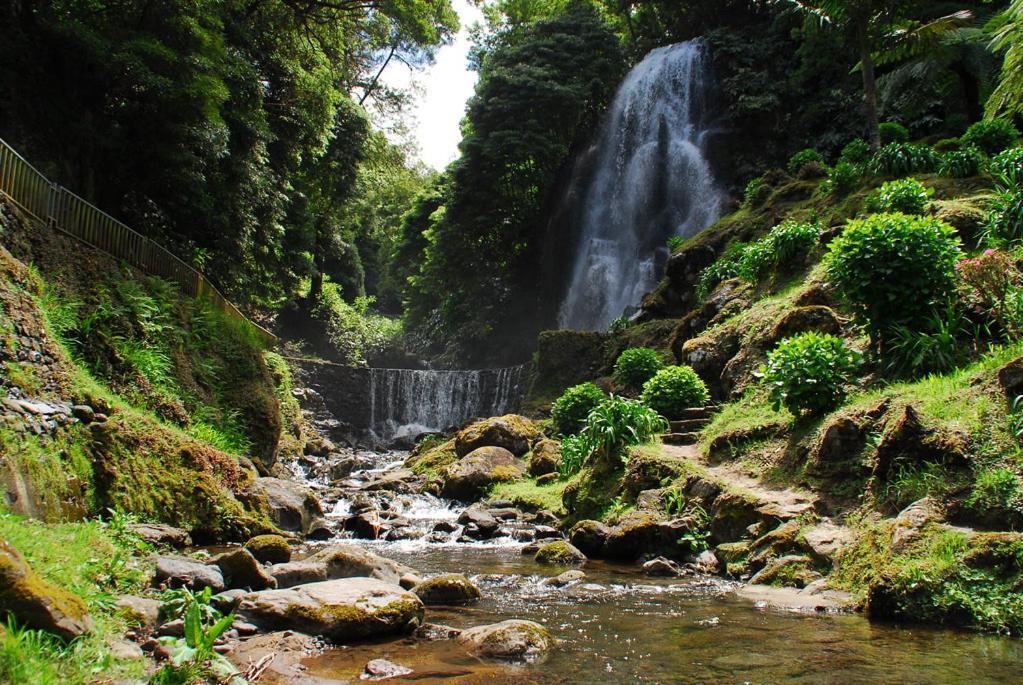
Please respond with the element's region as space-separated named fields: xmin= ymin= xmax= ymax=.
xmin=457 ymin=620 xmax=554 ymax=662
xmin=238 ymin=578 xmax=424 ymax=641
xmin=153 ymin=556 xmax=225 ymax=592
xmin=244 ymin=534 xmax=292 ymax=564
xmin=128 ymin=522 xmax=191 ymax=549
xmin=412 ymin=574 xmax=481 ymax=605
xmin=454 ymin=415 xmax=542 ymax=458
xmin=306 ymin=544 xmax=421 ymax=588
xmin=534 ymin=541 xmax=586 ymax=565
xmin=441 ymin=447 xmax=525 ymax=502
xmin=239 ymin=477 xmax=323 ymax=534
xmin=209 ymin=548 xmax=276 ymax=590
xmin=528 ymin=439 xmax=562 ymax=477
xmin=569 ymin=520 xmax=610 ymax=557
xmin=0 ymin=540 xmax=93 ymax=641
xmin=269 ymin=561 xmax=328 ymax=589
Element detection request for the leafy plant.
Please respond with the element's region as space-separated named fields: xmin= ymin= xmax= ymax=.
xmin=939 ymin=146 xmax=987 ymax=179
xmin=737 ymin=220 xmax=821 ymax=284
xmin=823 ymin=160 xmax=860 ymax=195
xmin=666 ymin=235 xmax=686 ymax=252
xmin=967 ymin=467 xmax=1022 ymax=511
xmin=787 ymin=148 xmax=825 ymax=175
xmin=864 ymin=178 xmax=932 ymax=214
xmin=159 ymin=586 xmax=220 ymax=625
xmin=885 ymin=305 xmax=971 ymax=377
xmin=743 ymin=175 xmax=767 ymax=207
xmin=879 ymin=121 xmax=910 ymax=144
xmin=608 ymin=316 xmax=632 ymax=334
xmin=839 ymin=138 xmax=871 ymax=166
xmin=640 ymin=365 xmax=710 ymax=420
xmin=613 ymin=347 xmax=665 ymax=391
xmin=869 ymin=143 xmax=940 ymax=176
xmin=761 ymin=332 xmax=861 ymax=416
xmin=991 ymin=147 xmax=1023 ymax=186
xmin=153 ymin=601 xmax=244 ymax=685
xmin=960 ymin=118 xmax=1020 ymax=155
xmin=737 ymin=238 xmax=776 ymax=283
xmin=559 ymin=434 xmax=589 ymax=477
xmin=826 ymin=213 xmax=963 ymax=342
xmin=986 ymin=185 xmax=1023 ymax=245
xmin=957 ymin=249 xmax=1023 ymax=339
xmin=550 ymin=382 xmax=605 ymax=436
xmin=579 ymin=396 xmax=669 ymax=467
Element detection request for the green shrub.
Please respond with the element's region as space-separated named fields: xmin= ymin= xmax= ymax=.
xmin=967 ymin=467 xmax=1022 ymax=511
xmin=824 ymin=160 xmax=860 ymax=195
xmin=608 ymin=316 xmax=632 ymax=334
xmin=991 ymin=147 xmax=1023 ymax=187
xmin=575 ymin=396 xmax=669 ymax=468
xmin=961 ymin=118 xmax=1020 ymax=155
xmin=666 ymin=235 xmax=686 ymax=252
xmin=870 ymin=143 xmax=940 ymax=176
xmin=787 ymin=148 xmax=824 ymax=175
xmin=986 ymin=186 xmax=1023 ymax=244
xmin=737 ymin=238 xmax=775 ymax=282
xmin=939 ymin=146 xmax=987 ymax=179
xmin=551 ymin=382 xmax=606 ymax=436
xmin=613 ymin=347 xmax=665 ymax=391
xmin=761 ymin=332 xmax=861 ymax=416
xmin=839 ymin=138 xmax=871 ymax=166
xmin=865 ymin=178 xmax=933 ymax=215
xmin=885 ymin=305 xmax=969 ymax=377
xmin=738 ymin=220 xmax=821 ymax=283
xmin=640 ymin=365 xmax=710 ymax=420
xmin=743 ymin=175 xmax=767 ymax=207
xmin=879 ymin=122 xmax=910 ymax=144
xmin=826 ymin=213 xmax=963 ymax=338
xmin=695 ymin=241 xmax=747 ymax=300
xmin=559 ymin=434 xmax=589 ymax=477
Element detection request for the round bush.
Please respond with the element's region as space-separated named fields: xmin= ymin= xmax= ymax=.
xmin=826 ymin=213 xmax=963 ymax=334
xmin=737 ymin=239 xmax=775 ymax=282
xmin=787 ymin=148 xmax=824 ymax=176
xmin=961 ymin=118 xmax=1020 ymax=155
xmin=695 ymin=241 xmax=747 ymax=299
xmin=640 ymin=365 xmax=710 ymax=420
xmin=839 ymin=139 xmax=871 ymax=166
xmin=551 ymin=382 xmax=605 ymax=436
xmin=879 ymin=122 xmax=910 ymax=145
xmin=864 ymin=178 xmax=932 ymax=215
xmin=613 ymin=347 xmax=665 ymax=390
xmin=825 ymin=160 xmax=860 ymax=195
xmin=768 ymin=220 xmax=821 ymax=262
xmin=939 ymin=146 xmax=986 ymax=179
xmin=762 ymin=333 xmax=861 ymax=416
xmin=991 ymin=147 xmax=1023 ymax=187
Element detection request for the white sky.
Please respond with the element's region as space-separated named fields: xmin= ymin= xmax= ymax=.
xmin=377 ymin=0 xmax=485 ymax=170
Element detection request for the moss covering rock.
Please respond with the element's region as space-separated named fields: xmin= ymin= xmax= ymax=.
xmin=411 ymin=574 xmax=481 ymax=605
xmin=441 ymin=446 xmax=526 ymax=502
xmin=245 ymin=534 xmax=292 ymax=564
xmin=454 ymin=415 xmax=543 ymax=458
xmin=528 ymin=439 xmax=562 ymax=476
xmin=457 ymin=619 xmax=554 ymax=662
xmin=534 ymin=540 xmax=587 ymax=565
xmin=0 ymin=539 xmax=93 ymax=640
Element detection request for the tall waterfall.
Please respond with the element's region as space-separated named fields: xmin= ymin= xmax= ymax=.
xmin=366 ymin=366 xmax=528 ymax=443
xmin=557 ymin=40 xmax=725 ymax=331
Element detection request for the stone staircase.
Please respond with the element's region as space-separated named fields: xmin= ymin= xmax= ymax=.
xmin=661 ymin=405 xmax=717 ymax=446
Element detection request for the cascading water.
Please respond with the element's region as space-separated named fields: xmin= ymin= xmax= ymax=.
xmin=365 ymin=365 xmax=527 ymax=443
xmin=558 ymin=40 xmax=726 ymax=331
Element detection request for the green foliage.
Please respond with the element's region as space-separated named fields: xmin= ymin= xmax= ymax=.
xmin=737 ymin=239 xmax=776 ymax=282
xmin=826 ymin=213 xmax=963 ymax=339
xmin=839 ymin=138 xmax=872 ymax=166
xmin=986 ymin=185 xmax=1023 ymax=244
xmin=885 ymin=305 xmax=971 ymax=377
xmin=939 ymin=146 xmax=987 ymax=179
xmin=869 ymin=143 xmax=940 ymax=176
xmin=614 ymin=347 xmax=665 ymax=391
xmin=579 ymin=396 xmax=669 ymax=467
xmin=884 ymin=462 xmax=950 ymax=510
xmin=743 ymin=176 xmax=767 ymax=207
xmin=550 ymin=382 xmax=606 ymax=436
xmin=989 ymin=0 xmax=1023 ymax=118
xmin=879 ymin=122 xmax=910 ymax=144
xmin=823 ymin=160 xmax=860 ymax=195
xmin=313 ymin=281 xmax=402 ymax=366
xmin=761 ymin=332 xmax=860 ymax=416
xmin=738 ymin=220 xmax=822 ymax=283
xmin=558 ymin=434 xmax=589 ymax=477
xmin=640 ymin=365 xmax=710 ymax=420
xmin=608 ymin=316 xmax=632 ymax=334
xmin=666 ymin=235 xmax=686 ymax=252
xmin=967 ymin=468 xmax=1022 ymax=511
xmin=956 ymin=249 xmax=1023 ymax=340
xmin=991 ymin=147 xmax=1023 ymax=186
xmin=787 ymin=148 xmax=824 ymax=175
xmin=153 ymin=601 xmax=242 ymax=685
xmin=864 ymin=178 xmax=933 ymax=215
xmin=695 ymin=241 xmax=747 ymax=300
xmin=961 ymin=118 xmax=1021 ymax=155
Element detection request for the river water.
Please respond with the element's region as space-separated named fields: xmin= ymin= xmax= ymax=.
xmin=295 ymin=453 xmax=1023 ymax=684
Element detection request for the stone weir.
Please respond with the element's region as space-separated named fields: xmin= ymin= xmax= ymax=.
xmin=291 ymin=360 xmax=529 ymax=448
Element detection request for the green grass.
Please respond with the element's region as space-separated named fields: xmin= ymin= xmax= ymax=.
xmin=0 ymin=511 xmax=151 ymax=684
xmin=491 ymin=479 xmax=567 ymax=515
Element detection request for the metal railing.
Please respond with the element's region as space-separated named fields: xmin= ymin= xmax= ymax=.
xmin=0 ymin=137 xmax=276 ymax=346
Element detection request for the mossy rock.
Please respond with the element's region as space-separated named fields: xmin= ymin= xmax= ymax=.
xmin=454 ymin=415 xmax=543 ymax=458
xmin=441 ymin=446 xmax=526 ymax=502
xmin=528 ymin=439 xmax=561 ymax=477
xmin=534 ymin=540 xmax=587 ymax=565
xmin=0 ymin=539 xmax=93 ymax=641
xmin=568 ymin=520 xmax=610 ymax=557
xmin=412 ymin=574 xmax=481 ymax=605
xmin=406 ymin=438 xmax=459 ymax=478
xmin=457 ymin=619 xmax=554 ymax=663
xmin=245 ymin=534 xmax=292 ymax=564
xmin=715 ymin=541 xmax=752 ymax=566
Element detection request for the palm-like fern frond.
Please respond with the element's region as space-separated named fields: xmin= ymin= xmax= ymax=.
xmin=988 ymin=0 xmax=1023 ymax=117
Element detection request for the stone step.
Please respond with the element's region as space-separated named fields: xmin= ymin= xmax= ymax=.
xmin=675 ymin=406 xmax=717 ymax=420
xmin=669 ymin=418 xmax=710 ymax=433
xmin=661 ymin=432 xmax=700 ymax=446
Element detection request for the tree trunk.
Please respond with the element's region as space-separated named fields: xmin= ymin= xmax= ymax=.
xmin=952 ymin=61 xmax=983 ymax=124
xmin=860 ymin=46 xmax=882 ymax=151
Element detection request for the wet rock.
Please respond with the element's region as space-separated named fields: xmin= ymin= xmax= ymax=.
xmin=709 ymin=491 xmax=765 ymax=543
xmin=306 ymin=544 xmax=419 ymax=587
xmin=801 ymin=522 xmax=853 ymax=565
xmin=344 ymin=511 xmax=383 ymax=540
xmin=512 ymin=528 xmax=535 ymax=542
xmin=457 ymin=507 xmax=500 ymax=538
xmin=239 ymin=477 xmax=324 ymax=534
xmin=454 ymin=415 xmax=542 ymax=458
xmin=227 ymin=631 xmax=325 ymax=683
xmin=521 ymin=542 xmax=543 ymax=556
xmin=528 ymin=439 xmax=562 ymax=477
xmin=533 ymin=525 xmax=562 ymax=540
xmin=362 ymin=658 xmax=413 ymax=680
xmin=361 ymin=468 xmax=421 ymax=494
xmin=306 ymin=517 xmax=333 ymax=541
xmin=736 ymin=584 xmax=854 ymax=613
xmin=747 ymin=555 xmax=821 ymax=588
xmin=535 ymin=541 xmax=586 ymax=565
xmin=0 ymin=540 xmax=92 ymax=641
xmin=412 ymin=574 xmax=481 ymax=605
xmin=892 ymin=497 xmax=943 ymax=552
xmin=690 ymin=550 xmax=721 ymax=575
xmin=541 ymin=570 xmax=585 ymax=587
xmin=603 ymin=515 xmax=659 ymax=561
xmin=569 ymin=520 xmax=609 ymax=557
xmin=116 ymin=595 xmax=161 ymax=629
xmin=715 ymin=541 xmax=752 ymax=566
xmin=128 ymin=523 xmax=191 ymax=549
xmin=487 ymin=507 xmax=521 ymax=521
xmin=153 ymin=556 xmax=225 ymax=592
xmin=432 ymin=520 xmax=459 ymax=533
xmin=643 ymin=556 xmax=685 ymax=577
xmin=532 ymin=510 xmax=560 ymax=526
xmin=415 ymin=622 xmax=462 ymax=640
xmin=209 ymin=548 xmax=276 ymax=591
xmin=211 ymin=589 xmax=246 ymax=615
xmin=269 ymin=560 xmax=329 ymax=589
xmin=244 ymin=534 xmax=292 ymax=565
xmin=305 ymin=435 xmax=336 ymax=457
xmin=239 ymin=578 xmax=424 ymax=641
xmin=441 ymin=446 xmax=526 ymax=502
xmin=457 ymin=620 xmax=553 ymax=662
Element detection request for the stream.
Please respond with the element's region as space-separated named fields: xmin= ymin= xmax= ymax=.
xmin=287 ymin=451 xmax=1023 ymax=684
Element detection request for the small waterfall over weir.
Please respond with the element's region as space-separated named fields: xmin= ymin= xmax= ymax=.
xmin=558 ymin=40 xmax=726 ymax=331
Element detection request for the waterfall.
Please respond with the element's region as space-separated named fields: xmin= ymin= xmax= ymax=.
xmin=557 ymin=40 xmax=726 ymax=331
xmin=365 ymin=365 xmax=528 ymax=444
